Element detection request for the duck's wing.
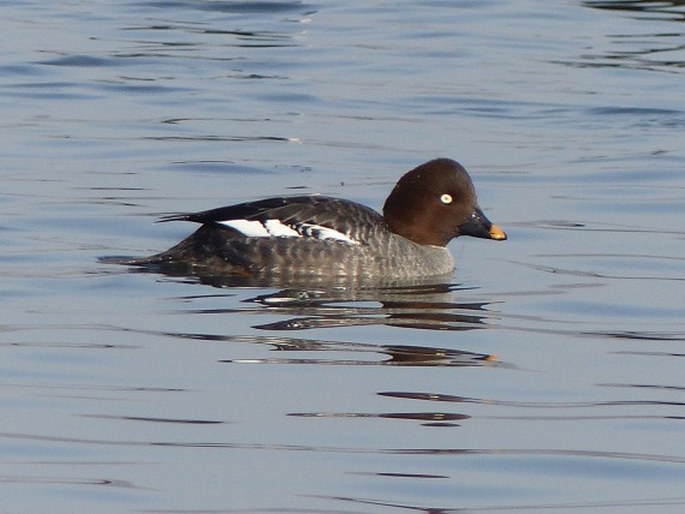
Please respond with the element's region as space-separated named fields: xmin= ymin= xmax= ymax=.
xmin=159 ymin=196 xmax=385 ymax=245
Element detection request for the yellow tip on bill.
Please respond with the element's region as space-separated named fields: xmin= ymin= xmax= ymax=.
xmin=489 ymin=224 xmax=507 ymax=241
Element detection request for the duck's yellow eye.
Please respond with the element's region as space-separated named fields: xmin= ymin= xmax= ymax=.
xmin=440 ymin=193 xmax=453 ymax=204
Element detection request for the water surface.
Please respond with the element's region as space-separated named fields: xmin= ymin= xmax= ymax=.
xmin=1 ymin=1 xmax=684 ymax=513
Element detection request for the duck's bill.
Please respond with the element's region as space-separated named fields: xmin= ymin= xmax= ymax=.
xmin=459 ymin=208 xmax=507 ymax=241
xmin=488 ymin=224 xmax=507 ymax=241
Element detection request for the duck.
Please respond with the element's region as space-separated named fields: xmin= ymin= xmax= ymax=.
xmin=126 ymin=158 xmax=506 ymax=282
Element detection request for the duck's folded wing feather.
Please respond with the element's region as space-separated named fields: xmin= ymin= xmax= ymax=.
xmin=159 ymin=196 xmax=385 ymax=244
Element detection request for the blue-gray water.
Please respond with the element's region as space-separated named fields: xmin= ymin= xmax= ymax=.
xmin=2 ymin=1 xmax=684 ymax=513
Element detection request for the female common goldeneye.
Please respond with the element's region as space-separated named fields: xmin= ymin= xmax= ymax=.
xmin=127 ymin=158 xmax=506 ymax=282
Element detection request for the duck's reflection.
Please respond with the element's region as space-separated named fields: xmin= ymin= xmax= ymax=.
xmin=108 ymin=261 xmax=506 ymax=371
xmin=247 ymin=287 xmax=496 ymax=332
xmin=115 ymin=259 xmax=505 ymax=332
xmin=221 ymin=338 xmax=498 ymax=368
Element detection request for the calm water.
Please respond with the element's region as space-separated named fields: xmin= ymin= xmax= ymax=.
xmin=2 ymin=0 xmax=685 ymax=513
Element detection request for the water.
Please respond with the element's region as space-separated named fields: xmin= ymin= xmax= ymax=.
xmin=1 ymin=0 xmax=684 ymax=512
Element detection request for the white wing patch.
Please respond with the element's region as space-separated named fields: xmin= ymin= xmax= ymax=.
xmin=219 ymin=219 xmax=359 ymax=245
xmin=264 ymin=219 xmax=300 ymax=237
xmin=219 ymin=219 xmax=270 ymax=237
xmin=298 ymin=224 xmax=358 ymax=244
